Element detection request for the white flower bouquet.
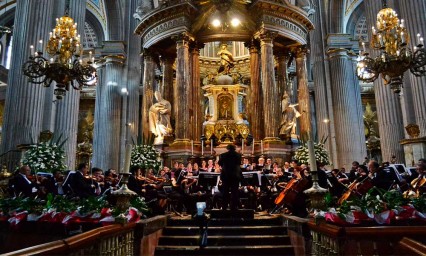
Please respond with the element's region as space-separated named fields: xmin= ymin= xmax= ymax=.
xmin=130 ymin=144 xmax=161 ymax=171
xmin=22 ymin=139 xmax=67 ymax=173
xmin=294 ymin=138 xmax=331 ymax=165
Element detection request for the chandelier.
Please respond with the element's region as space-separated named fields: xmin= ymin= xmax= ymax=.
xmin=356 ymin=1 xmax=426 ymax=93
xmin=22 ymin=14 xmax=96 ymax=100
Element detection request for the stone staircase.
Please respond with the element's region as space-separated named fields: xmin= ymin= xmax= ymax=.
xmin=155 ymin=211 xmax=294 ymax=256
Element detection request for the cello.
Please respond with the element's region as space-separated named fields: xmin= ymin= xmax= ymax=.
xmin=338 ymin=176 xmax=373 ymax=205
xmin=273 ymin=169 xmax=309 ymax=208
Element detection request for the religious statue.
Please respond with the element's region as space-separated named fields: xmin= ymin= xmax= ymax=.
xmin=279 ymin=92 xmax=301 ymax=138
xmin=218 ymin=96 xmax=233 ymax=120
xmin=217 ymin=43 xmax=234 ymax=75
xmin=149 ymin=91 xmax=173 ymax=144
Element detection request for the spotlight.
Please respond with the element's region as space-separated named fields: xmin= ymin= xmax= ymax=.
xmin=212 ymin=19 xmax=221 ymax=27
xmin=231 ymin=18 xmax=240 ymax=27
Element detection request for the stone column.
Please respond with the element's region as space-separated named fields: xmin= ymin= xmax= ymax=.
xmin=309 ymin=0 xmax=337 ymax=166
xmin=53 ymin=0 xmax=86 ymax=170
xmin=92 ymin=56 xmax=125 ymax=171
xmin=190 ymin=42 xmax=203 ymax=142
xmin=141 ymin=52 xmax=155 ymax=139
xmin=173 ymin=33 xmax=192 ymax=143
xmin=1 ymin=0 xmax=55 ymax=159
xmin=364 ymin=0 xmax=405 ymax=163
xmin=295 ymin=46 xmax=311 ymax=136
xmin=162 ymin=57 xmax=175 ymax=110
xmin=327 ymin=48 xmax=367 ymax=168
xmin=276 ymin=53 xmax=290 ymax=98
xmin=259 ymin=31 xmax=280 ymax=141
xmin=399 ymin=0 xmax=426 ymax=137
xmin=245 ymin=40 xmax=262 ymax=140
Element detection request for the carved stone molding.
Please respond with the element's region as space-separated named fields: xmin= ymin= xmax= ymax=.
xmin=143 ymin=16 xmax=192 ymax=47
xmin=261 ymin=15 xmax=308 ymax=41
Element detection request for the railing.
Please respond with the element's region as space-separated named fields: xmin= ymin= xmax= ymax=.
xmin=308 ymin=219 xmax=426 ymax=256
xmin=396 ymin=237 xmax=426 ymax=256
xmin=2 ymin=215 xmax=168 ymax=256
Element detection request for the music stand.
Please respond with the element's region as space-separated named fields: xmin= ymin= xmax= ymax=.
xmin=198 ymin=172 xmax=220 ymax=189
xmin=241 ymin=171 xmax=260 ymax=187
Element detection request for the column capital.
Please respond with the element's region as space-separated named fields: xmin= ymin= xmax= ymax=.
xmin=244 ymin=39 xmax=260 ymax=51
xmin=292 ymin=45 xmax=309 ymax=58
xmin=172 ymin=32 xmax=195 ymax=43
xmin=254 ymin=28 xmax=277 ymax=43
xmin=189 ymin=41 xmax=204 ymax=53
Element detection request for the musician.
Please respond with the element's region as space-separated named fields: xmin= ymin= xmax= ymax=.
xmin=103 ymin=168 xmax=119 ymax=193
xmin=241 ymin=157 xmax=251 ymax=170
xmin=218 ymin=144 xmax=242 ymax=211
xmin=200 ymin=160 xmax=207 ymax=172
xmin=257 ymin=157 xmax=265 ymax=172
xmin=128 ymin=166 xmax=143 ymax=195
xmin=368 ymin=160 xmax=393 ymax=190
xmin=317 ymin=163 xmax=329 ymax=189
xmin=68 ymin=163 xmax=97 ymax=198
xmin=332 ymin=168 xmax=349 ymax=184
xmin=53 ymin=170 xmax=65 ymax=195
xmin=170 ymin=161 xmax=180 ymax=179
xmin=349 ymin=161 xmax=360 ymax=182
xmin=283 ymin=162 xmax=291 ymax=173
xmin=193 ymin=163 xmax=200 ymax=176
xmin=13 ymin=165 xmax=38 ymax=198
xmin=414 ymin=160 xmax=426 ymax=195
xmin=264 ymin=158 xmax=273 ymax=173
xmin=206 ymin=159 xmax=214 ymax=172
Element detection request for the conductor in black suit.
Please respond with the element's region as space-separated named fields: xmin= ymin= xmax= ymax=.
xmin=218 ymin=144 xmax=242 ymax=211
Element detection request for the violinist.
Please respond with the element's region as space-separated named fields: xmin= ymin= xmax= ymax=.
xmin=368 ymin=160 xmax=393 ymax=191
xmin=13 ymin=165 xmax=38 ymax=198
xmin=128 ymin=166 xmax=144 ymax=195
xmin=68 ymin=163 xmax=97 ymax=198
xmin=104 ymin=168 xmax=120 ymax=192
xmin=53 ymin=170 xmax=65 ymax=195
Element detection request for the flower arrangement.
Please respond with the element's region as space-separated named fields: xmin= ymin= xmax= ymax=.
xmin=130 ymin=144 xmax=161 ymax=171
xmin=294 ymin=137 xmax=331 ymax=165
xmin=318 ymin=188 xmax=426 ymax=225
xmin=22 ymin=136 xmax=67 ymax=173
xmin=0 ymin=194 xmax=149 ymax=226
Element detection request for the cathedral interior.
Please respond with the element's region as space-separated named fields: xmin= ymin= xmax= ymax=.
xmin=0 ymin=0 xmax=424 ymax=171
xmin=0 ymin=0 xmax=426 ymax=255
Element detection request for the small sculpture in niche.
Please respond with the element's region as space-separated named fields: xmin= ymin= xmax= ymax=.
xmin=217 ymin=43 xmax=234 ymax=75
xmin=149 ymin=91 xmax=173 ymax=144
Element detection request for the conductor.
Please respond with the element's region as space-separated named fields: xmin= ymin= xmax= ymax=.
xmin=218 ymin=144 xmax=242 ymax=211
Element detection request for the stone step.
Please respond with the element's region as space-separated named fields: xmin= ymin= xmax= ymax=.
xmin=154 ymin=245 xmax=295 ymax=256
xmin=162 ymin=226 xmax=287 ymax=236
xmin=158 ymin=235 xmax=291 ymax=246
xmin=206 ymin=209 xmax=255 ymax=219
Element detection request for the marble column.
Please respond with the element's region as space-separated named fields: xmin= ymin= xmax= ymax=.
xmin=399 ymin=0 xmax=426 ymax=137
xmin=173 ymin=33 xmax=192 ymax=143
xmin=92 ymin=56 xmax=125 ymax=171
xmin=53 ymin=0 xmax=86 ymax=169
xmin=364 ymin=0 xmax=405 ymax=163
xmin=276 ymin=53 xmax=290 ymax=98
xmin=141 ymin=52 xmax=156 ymax=139
xmin=162 ymin=57 xmax=175 ymax=110
xmin=309 ymin=0 xmax=337 ymax=166
xmin=0 ymin=0 xmax=55 ymax=161
xmin=245 ymin=40 xmax=262 ymax=140
xmin=295 ymin=46 xmax=311 ymax=136
xmin=327 ymin=49 xmax=367 ymax=168
xmin=190 ymin=42 xmax=203 ymax=142
xmin=259 ymin=31 xmax=280 ymax=141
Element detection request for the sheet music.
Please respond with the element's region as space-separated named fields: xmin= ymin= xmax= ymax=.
xmin=242 ymin=171 xmax=262 ymax=186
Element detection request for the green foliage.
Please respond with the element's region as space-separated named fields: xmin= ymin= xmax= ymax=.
xmin=78 ymin=196 xmax=108 ymax=215
xmin=22 ymin=136 xmax=67 ymax=173
xmin=412 ymin=195 xmax=426 ymax=213
xmin=48 ymin=194 xmax=77 ymax=213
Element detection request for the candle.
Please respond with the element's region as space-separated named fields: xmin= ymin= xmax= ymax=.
xmin=261 ymin=140 xmax=264 ymax=155
xmin=124 ymin=144 xmax=133 ymax=174
xmin=362 ymin=42 xmax=366 ymax=52
xmin=252 ymin=139 xmax=255 ymax=155
xmin=191 ymin=140 xmax=194 ymax=156
xmin=38 ymin=40 xmax=43 ymax=52
xmin=89 ymin=51 xmax=92 ymax=60
xmin=201 ymin=140 xmax=204 ymax=156
xmin=400 ymin=19 xmax=404 ymax=28
xmin=401 ymin=32 xmax=405 ymax=44
xmin=242 ymin=139 xmax=245 ymax=155
xmin=30 ymin=45 xmax=34 ymax=56
xmin=210 ymin=140 xmax=213 ymax=155
xmin=417 ymin=33 xmax=421 ymax=45
xmin=421 ymin=37 xmax=424 ymax=45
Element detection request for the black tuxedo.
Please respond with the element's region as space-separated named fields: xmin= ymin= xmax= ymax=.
xmin=69 ymin=171 xmax=95 ymax=198
xmin=14 ymin=174 xmax=37 ymax=198
xmin=218 ymin=150 xmax=242 ymax=210
xmin=371 ymin=168 xmax=393 ymax=190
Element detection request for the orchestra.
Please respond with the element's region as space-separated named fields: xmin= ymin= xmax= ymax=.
xmin=6 ymin=157 xmax=426 ymax=219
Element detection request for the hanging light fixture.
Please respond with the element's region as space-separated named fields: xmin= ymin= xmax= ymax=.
xmin=356 ymin=0 xmax=426 ymax=93
xmin=22 ymin=12 xmax=96 ymax=100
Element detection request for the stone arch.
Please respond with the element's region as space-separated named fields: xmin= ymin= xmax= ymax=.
xmin=346 ymin=2 xmax=366 ymax=40
xmin=103 ymin=0 xmax=123 ymax=40
xmin=85 ymin=9 xmax=105 ymax=46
